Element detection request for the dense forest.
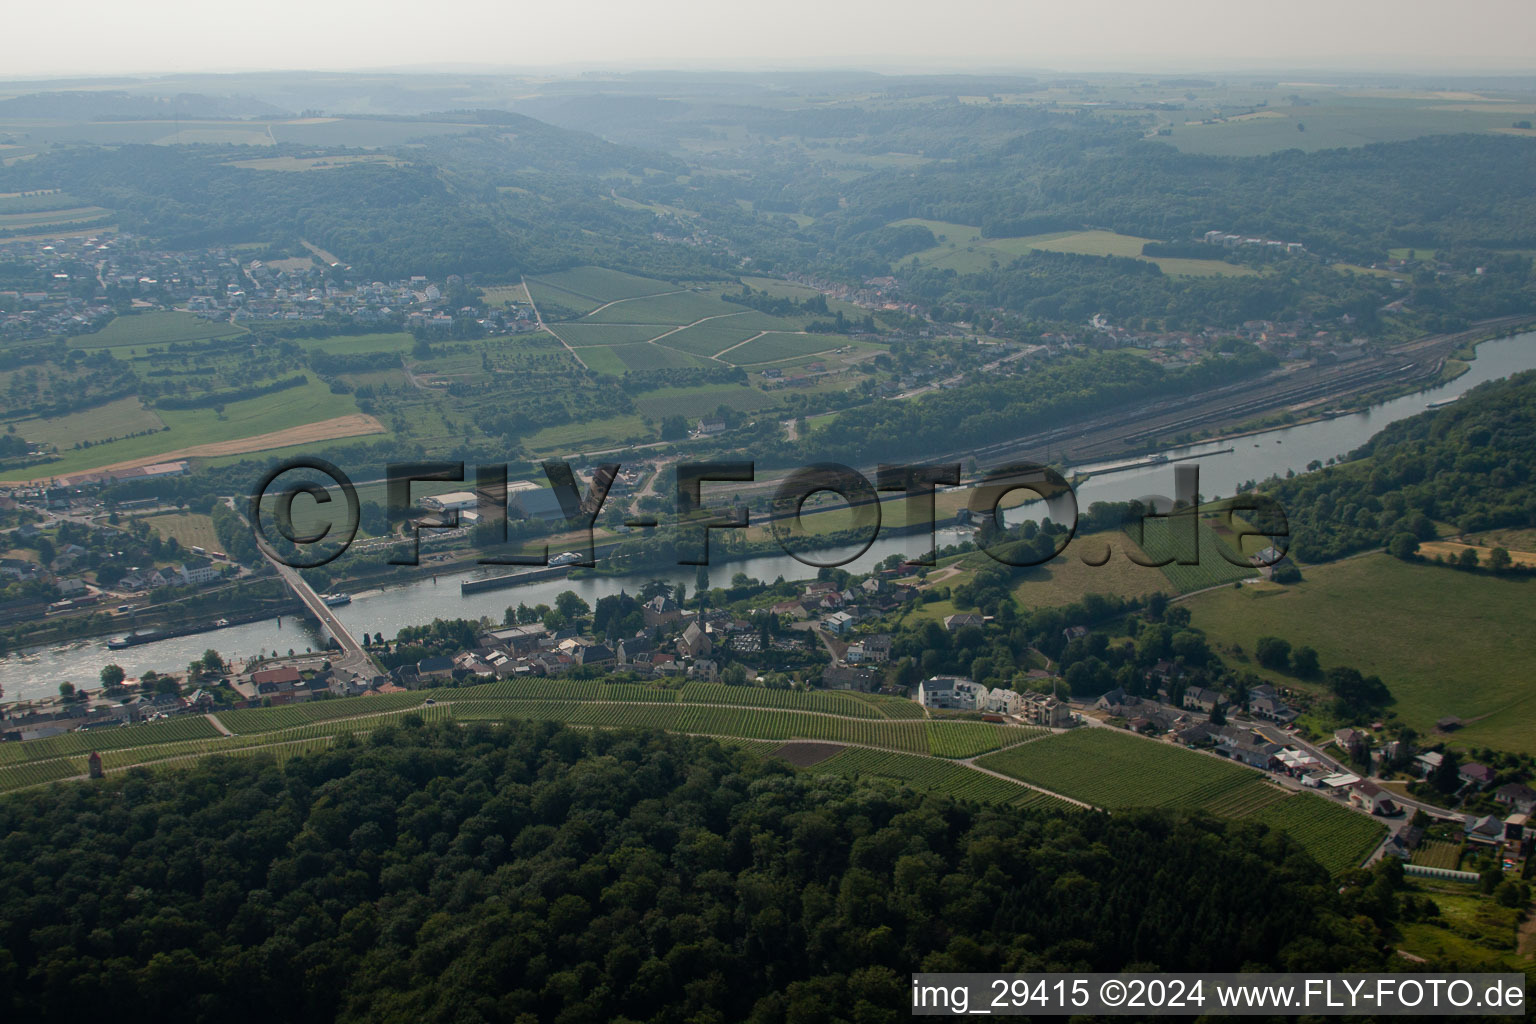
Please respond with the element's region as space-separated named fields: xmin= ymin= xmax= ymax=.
xmin=0 ymin=721 xmax=1414 ymax=1024
xmin=1263 ymin=370 xmax=1536 ymax=562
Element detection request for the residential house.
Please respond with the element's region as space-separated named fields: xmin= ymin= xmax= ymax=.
xmin=1348 ymin=781 xmax=1399 ymax=816
xmin=1464 ymin=813 xmax=1504 ymax=845
xmin=1334 ymin=728 xmax=1367 ymax=760
xmin=915 ymin=675 xmax=986 ymax=710
xmin=1182 ymin=685 xmax=1225 ymax=714
xmin=1459 ymin=763 xmax=1497 ymax=790
xmin=823 ymin=611 xmax=856 ymax=635
xmin=822 ymin=664 xmax=878 ymax=691
xmin=1493 ymin=782 xmax=1536 ymax=814
xmin=1018 ymin=691 xmax=1072 ymax=728
xmin=944 ymin=613 xmax=984 ymax=633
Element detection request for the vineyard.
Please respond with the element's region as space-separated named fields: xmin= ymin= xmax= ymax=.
xmin=1247 ymin=794 xmax=1388 ymax=874
xmin=215 ymin=692 xmax=428 ymax=734
xmin=1411 ymin=839 xmax=1465 ymax=870
xmin=978 ymin=728 xmax=1387 ymax=872
xmin=0 ymin=715 xmax=223 ymax=764
xmin=976 ymin=727 xmax=1264 ymax=810
xmin=0 ymin=757 xmax=83 ymax=792
xmin=1137 ymin=514 xmax=1259 ymax=593
xmin=809 ymin=747 xmax=1070 ymax=810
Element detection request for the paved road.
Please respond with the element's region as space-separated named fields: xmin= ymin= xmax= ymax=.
xmin=262 ymin=554 xmax=379 ymax=681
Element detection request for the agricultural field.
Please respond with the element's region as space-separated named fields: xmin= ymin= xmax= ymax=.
xmin=5 ymin=395 xmax=165 ymax=449
xmin=67 ymin=311 xmax=247 ymax=350
xmin=582 ymin=290 xmax=732 ymax=325
xmin=0 ymin=715 xmax=223 ymax=766
xmin=976 ymin=727 xmax=1265 ymax=811
xmin=651 ymin=323 xmax=765 ymax=358
xmin=1184 ymin=553 xmax=1536 ymax=754
xmin=296 ymin=331 xmax=414 ymax=355
xmin=225 ymin=154 xmax=402 ymax=172
xmin=891 ymin=219 xmax=1252 ymax=277
xmin=529 ymin=267 xmax=675 ymax=303
xmin=978 ymin=727 xmax=1385 ymax=872
xmin=0 ymin=205 xmax=112 ymax=230
xmin=1007 ymin=529 xmax=1175 ymax=608
xmin=632 ymin=384 xmax=778 ymax=419
xmin=809 ymin=747 xmax=1069 ymax=808
xmin=551 ymin=323 xmax=668 ymax=348
xmin=1157 ymin=99 xmax=1527 ymax=157
xmin=216 ymin=691 xmax=427 ymax=734
xmin=719 ymin=332 xmax=838 ymax=365
xmin=1412 ymin=840 xmax=1466 ymax=870
xmin=6 ymin=374 xmax=370 ymax=479
xmin=1135 ymin=512 xmax=1259 ymax=592
xmin=0 ymin=757 xmax=85 ymax=793
xmin=1245 ymin=794 xmax=1388 ymax=875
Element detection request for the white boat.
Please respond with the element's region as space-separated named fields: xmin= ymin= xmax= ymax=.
xmin=320 ymin=593 xmax=352 ymax=607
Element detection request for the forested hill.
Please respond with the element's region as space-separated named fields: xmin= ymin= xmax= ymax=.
xmin=0 ymin=721 xmax=1401 ymax=1023
xmin=1264 ymin=369 xmax=1536 ymax=562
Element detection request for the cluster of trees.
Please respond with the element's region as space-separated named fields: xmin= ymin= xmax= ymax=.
xmin=1264 ymin=371 xmax=1536 ymax=563
xmin=0 ymin=720 xmax=1412 ymax=1021
xmin=799 ymin=346 xmax=1274 ymax=465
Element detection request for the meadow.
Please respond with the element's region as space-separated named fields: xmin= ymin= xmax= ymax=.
xmin=1184 ymin=553 xmax=1536 ymax=754
xmin=3 ymin=374 xmax=366 ymax=479
xmin=6 ymin=395 xmax=164 ymax=449
xmin=66 ymin=311 xmax=247 ymax=350
xmin=139 ymin=511 xmax=221 ymax=551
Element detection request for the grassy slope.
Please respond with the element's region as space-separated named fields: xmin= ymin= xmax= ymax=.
xmin=1185 ymin=553 xmax=1536 ymax=754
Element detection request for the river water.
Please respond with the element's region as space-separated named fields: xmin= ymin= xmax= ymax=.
xmin=4 ymin=330 xmax=1533 ymax=702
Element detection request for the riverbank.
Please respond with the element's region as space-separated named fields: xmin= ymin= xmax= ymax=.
xmin=3 ymin=326 xmax=1533 ymax=705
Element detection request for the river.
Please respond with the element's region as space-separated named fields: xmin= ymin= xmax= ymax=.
xmin=4 ymin=329 xmax=1533 ymax=702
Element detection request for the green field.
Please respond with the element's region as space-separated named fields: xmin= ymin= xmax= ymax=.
xmin=651 ymin=323 xmax=765 ymax=358
xmin=632 ymin=384 xmax=778 ymax=419
xmin=1159 ymin=101 xmax=1528 ymax=157
xmin=1245 ymin=795 xmax=1388 ymax=875
xmin=296 ymin=331 xmax=413 ymax=355
xmin=67 ymin=311 xmax=247 ymax=350
xmin=719 ymin=332 xmax=836 ymax=365
xmin=0 ymin=205 xmax=112 ymax=229
xmin=550 ymin=322 xmax=667 ymax=347
xmin=807 ymin=747 xmax=1070 ymax=809
xmin=1185 ymin=553 xmax=1536 ymax=754
xmin=1412 ymin=840 xmax=1465 ymax=870
xmin=1134 ymin=513 xmax=1260 ymax=592
xmin=2 ymin=373 xmax=365 ymax=479
xmin=583 ymin=290 xmax=736 ymax=325
xmin=139 ymin=511 xmax=221 ymax=551
xmin=976 ymin=726 xmax=1266 ymax=811
xmin=977 ymin=727 xmax=1385 ymax=872
xmin=529 ymin=267 xmax=674 ymax=303
xmin=6 ymin=395 xmax=165 ymax=449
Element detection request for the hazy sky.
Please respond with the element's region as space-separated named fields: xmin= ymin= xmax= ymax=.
xmin=7 ymin=0 xmax=1535 ymax=78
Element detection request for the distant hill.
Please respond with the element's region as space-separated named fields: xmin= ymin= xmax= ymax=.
xmin=0 ymin=90 xmax=291 ymax=120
